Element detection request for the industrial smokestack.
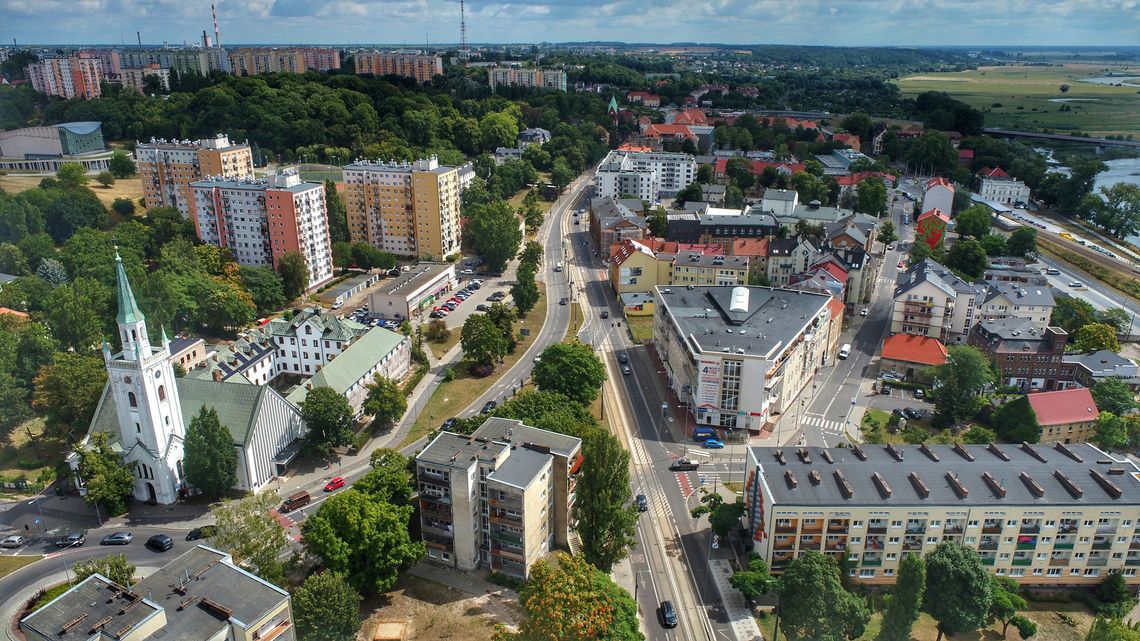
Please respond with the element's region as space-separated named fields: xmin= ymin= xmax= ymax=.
xmin=136 ymin=31 xmax=141 ymax=46
xmin=212 ymin=3 xmax=221 ymax=48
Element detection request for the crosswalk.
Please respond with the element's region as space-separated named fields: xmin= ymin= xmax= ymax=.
xmin=802 ymin=412 xmax=848 ymax=437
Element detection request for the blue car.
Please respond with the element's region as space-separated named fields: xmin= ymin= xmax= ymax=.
xmin=702 ymin=438 xmax=725 ymax=449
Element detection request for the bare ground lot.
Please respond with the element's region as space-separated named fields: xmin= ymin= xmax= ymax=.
xmin=359 ymin=575 xmax=520 ymax=641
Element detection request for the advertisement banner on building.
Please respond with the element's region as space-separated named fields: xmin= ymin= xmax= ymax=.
xmin=697 ymin=357 xmax=720 ymax=408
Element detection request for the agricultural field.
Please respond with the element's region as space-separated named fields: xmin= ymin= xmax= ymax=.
xmin=894 ymin=64 xmax=1140 ymax=138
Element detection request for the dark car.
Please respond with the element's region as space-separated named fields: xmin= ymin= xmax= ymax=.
xmin=475 ymin=304 xmax=489 ymax=312
xmin=480 ymin=400 xmax=498 ymax=414
xmin=101 ymin=531 xmax=133 ymax=546
xmin=185 ymin=526 xmax=217 ymax=541
xmin=881 ymin=385 xmax=891 ymax=395
xmin=146 ymin=534 xmax=173 ymax=552
xmin=636 ymin=494 xmax=649 ymax=512
xmin=903 ymin=407 xmax=923 ymax=420
xmin=441 ymin=417 xmax=457 ymax=430
xmin=617 ymin=353 xmax=629 ymax=364
xmin=488 ymin=292 xmax=506 ymax=302
xmin=660 ymin=601 xmax=678 ymax=628
xmin=55 ymin=532 xmax=86 ymax=548
xmin=600 ymin=310 xmax=609 ymax=319
xmin=559 ymin=298 xmax=568 ymax=306
xmin=669 ymin=458 xmax=700 ymax=472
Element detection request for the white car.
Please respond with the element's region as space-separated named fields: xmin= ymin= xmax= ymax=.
xmin=859 ymin=308 xmax=869 ymax=317
xmin=1 ymin=535 xmax=26 ymax=548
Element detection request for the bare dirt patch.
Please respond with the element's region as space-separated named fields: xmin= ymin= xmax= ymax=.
xmin=359 ymin=575 xmax=520 ymax=641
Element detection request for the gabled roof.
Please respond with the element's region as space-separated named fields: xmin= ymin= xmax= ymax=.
xmin=672 ymin=108 xmax=707 ymax=125
xmin=925 ymin=177 xmax=954 ymax=191
xmin=918 ymin=208 xmax=950 ymax=224
xmin=832 ymin=133 xmax=861 ymax=148
xmin=959 ymin=148 xmax=975 ymax=159
xmin=287 ymin=327 xmax=407 ymax=403
xmin=1027 ymin=388 xmax=1100 ymax=426
xmin=894 ymin=258 xmax=979 ymax=300
xmin=732 ymin=237 xmax=770 ymax=258
xmin=978 ymin=166 xmax=1011 ymax=179
xmin=881 ymin=334 xmax=948 ymax=366
xmin=814 ymin=260 xmax=850 ymax=284
xmin=835 ymin=171 xmax=896 ymax=187
xmin=611 ymin=239 xmax=656 ymax=267
xmin=980 ymin=281 xmax=1056 ymax=308
xmin=644 ymin=124 xmax=696 ymax=140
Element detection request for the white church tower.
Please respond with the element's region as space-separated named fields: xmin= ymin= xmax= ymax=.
xmin=102 ymin=252 xmax=187 ymax=504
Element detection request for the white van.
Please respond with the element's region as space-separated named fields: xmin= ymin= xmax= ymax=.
xmin=838 ymin=344 xmax=852 ymax=360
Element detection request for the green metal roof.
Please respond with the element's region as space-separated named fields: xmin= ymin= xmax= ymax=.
xmin=286 ymin=327 xmax=406 ymax=405
xmin=114 ymin=252 xmax=145 ymax=326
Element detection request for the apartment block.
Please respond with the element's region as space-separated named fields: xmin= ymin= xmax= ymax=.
xmin=189 ymin=170 xmax=334 ymax=289
xmin=120 ymin=48 xmax=211 ymax=76
xmin=488 ymin=67 xmax=567 ymax=92
xmin=416 ymin=418 xmax=583 ymax=579
xmin=228 ymin=48 xmax=307 ymax=75
xmin=301 ymin=48 xmax=341 ymax=72
xmin=596 ymin=149 xmax=697 ymax=202
xmin=26 ymin=54 xmax=104 ymax=99
xmin=654 ymin=285 xmax=832 ymax=430
xmin=120 ymin=64 xmax=170 ymax=93
xmin=967 ymin=318 xmax=1074 ymax=392
xmin=743 ymin=443 xmax=1140 ymax=586
xmin=136 ymin=134 xmax=255 ymax=217
xmin=342 ymin=157 xmax=462 ymax=259
xmin=892 ymin=259 xmax=981 ymax=343
xmin=354 ymin=52 xmax=442 ymax=83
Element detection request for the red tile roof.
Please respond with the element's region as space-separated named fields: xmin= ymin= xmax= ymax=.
xmin=714 ymin=158 xmax=806 ymax=176
xmin=617 ymin=143 xmax=654 ymax=152
xmin=959 ymin=149 xmax=975 ymax=159
xmin=815 ymin=261 xmax=849 ymax=284
xmin=881 ymin=334 xmax=948 ymax=366
xmin=926 ymin=177 xmax=954 ymax=191
xmin=673 ymin=108 xmax=707 ymax=125
xmin=0 ymin=307 xmax=29 ymax=319
xmin=828 ymin=297 xmax=845 ymax=321
xmin=644 ymin=124 xmax=696 ymax=140
xmin=832 ymin=133 xmax=861 ymax=151
xmin=768 ymin=116 xmax=819 ymax=131
xmin=918 ymin=208 xmax=950 ymax=223
xmin=836 ymin=171 xmax=896 ymax=187
xmin=731 ymin=237 xmax=769 ymax=258
xmin=978 ymin=166 xmax=1010 ymax=179
xmin=1026 ymin=388 xmax=1100 ymax=426
xmin=611 ymin=239 xmax=655 ymax=267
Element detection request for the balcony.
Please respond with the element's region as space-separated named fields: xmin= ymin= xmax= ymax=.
xmin=942 ymin=535 xmax=963 ymax=543
xmin=491 ymin=545 xmax=526 ymax=562
xmin=423 ymin=533 xmax=453 ymax=549
xmin=1126 ymin=554 xmax=1140 ymax=566
xmin=1059 ymin=522 xmax=1079 ymax=535
xmin=1050 ymin=555 xmax=1072 ymax=566
xmin=775 ymin=522 xmax=798 ymax=534
xmin=801 ymin=521 xmax=824 ymax=534
xmin=828 ymin=520 xmax=850 ymax=533
xmin=774 ymin=538 xmax=794 ymax=550
xmin=865 ymin=537 xmax=885 ymax=551
xmin=1092 ymin=539 xmax=1113 ymax=550
xmin=981 ymin=556 xmax=996 ymax=566
xmin=825 ymin=537 xmax=847 ymax=551
xmin=902 ymin=537 xmax=924 ymax=551
xmin=421 ymin=523 xmax=453 ymax=540
xmin=489 ymin=511 xmax=522 ymax=526
xmin=982 ymin=522 xmax=1003 ymax=534
xmin=1131 ymin=538 xmax=1140 ymax=550
xmin=979 ymin=538 xmax=999 ymax=551
xmin=1012 ymin=557 xmax=1033 ymax=567
xmin=1097 ymin=523 xmax=1119 ymax=535
xmin=488 ymin=495 xmax=523 ymax=510
xmin=491 ymin=529 xmax=523 ymax=546
xmin=420 ymin=501 xmax=452 ymax=519
xmin=1020 ymin=523 xmax=1042 ymax=534
xmin=944 ymin=523 xmax=965 ymax=535
xmin=868 ymin=522 xmax=887 ymax=534
xmin=905 ymin=521 xmax=927 ymax=535
xmin=1016 ymin=536 xmax=1038 ymax=550
xmin=862 ymin=556 xmax=883 ymax=567
xmin=799 ymin=536 xmax=822 ymax=550
xmin=1088 ymin=557 xmax=1109 ymax=567
xmin=419 ymin=493 xmax=451 ymax=506
xmin=417 ymin=469 xmax=449 ymax=483
xmin=1054 ymin=537 xmax=1076 ymax=550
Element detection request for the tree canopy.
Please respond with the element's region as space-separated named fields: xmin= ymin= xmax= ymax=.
xmin=924 ymin=542 xmax=993 ymax=640
xmin=990 ymin=396 xmax=1040 ymax=444
xmin=954 ymin=205 xmax=992 ymax=239
xmin=465 ymin=200 xmax=523 ymax=271
xmin=77 ymin=431 xmax=134 ymax=517
xmin=362 ymin=375 xmax=406 ymax=430
xmin=533 ymin=341 xmax=607 ymax=404
xmin=880 ymin=553 xmax=926 ymax=641
xmin=292 ymin=571 xmax=362 ymax=641
xmin=183 ymin=405 xmax=239 ymax=499
xmin=460 ymin=313 xmax=509 ymax=369
xmin=211 ymin=492 xmax=289 ymax=586
xmin=777 ymin=551 xmax=870 ymax=641
xmin=517 ymin=553 xmax=643 ymax=641
xmin=929 ymin=345 xmax=995 ymax=425
xmin=1072 ymin=322 xmax=1120 ymax=353
xmin=301 ymin=386 xmax=356 ymax=456
xmin=574 ymin=427 xmax=638 ymax=573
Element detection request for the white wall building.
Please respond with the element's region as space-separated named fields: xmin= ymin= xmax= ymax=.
xmin=979 ymin=168 xmax=1032 ymax=205
xmin=922 ymin=177 xmax=955 ymax=217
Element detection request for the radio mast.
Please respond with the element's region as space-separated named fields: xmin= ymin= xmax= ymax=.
xmin=459 ymin=0 xmax=469 ymax=61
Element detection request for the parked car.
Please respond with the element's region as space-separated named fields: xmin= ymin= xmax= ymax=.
xmin=600 ymin=310 xmax=609 ymax=319
xmin=101 ymin=531 xmax=133 ymax=546
xmin=668 ymin=458 xmax=700 ymax=472
xmin=1 ymin=535 xmax=26 ymax=549
xmin=441 ymin=418 xmax=457 ymax=430
xmin=914 ymin=388 xmax=925 ymax=400
xmin=903 ymin=407 xmax=923 ymax=420
xmin=324 ymin=476 xmax=345 ymax=492
xmin=185 ymin=526 xmax=216 ymax=541
xmin=703 ymin=438 xmax=725 ymax=449
xmin=475 ymin=304 xmax=489 ymax=311
xmin=55 ymin=533 xmax=85 ymax=548
xmin=145 ymin=534 xmax=173 ymax=552
xmin=859 ymin=308 xmax=868 ymax=316
xmin=488 ymin=292 xmax=507 ymax=302
xmin=481 ymin=400 xmax=498 ymax=414
xmin=881 ymin=385 xmax=891 ymax=395
xmin=636 ymin=494 xmax=649 ymax=512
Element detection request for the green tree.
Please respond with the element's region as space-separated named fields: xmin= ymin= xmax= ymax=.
xmin=1097 ymin=307 xmax=1132 ymax=334
xmin=56 ymin=163 xmax=90 ymax=188
xmin=510 ymin=262 xmax=541 ymax=316
xmin=518 ymin=553 xmax=642 ymax=641
xmin=724 ymin=184 xmax=745 ymax=208
xmin=111 ymin=197 xmax=136 ymax=218
xmin=293 ymin=571 xmax=361 ymax=641
xmin=519 ymin=240 xmax=543 ymax=268
xmin=211 ymin=492 xmax=289 ymax=586
xmin=0 ymin=243 xmax=29 ymax=275
xmin=551 ymin=158 xmax=575 ymax=193
xmin=876 ymin=220 xmax=898 ymax=245
xmin=362 ymin=375 xmax=406 ymax=430
xmin=729 ymin=553 xmax=774 ymax=600
xmin=478 ymin=111 xmax=520 ymax=152
xmin=945 ymin=239 xmax=988 ymax=279
xmin=981 ymin=234 xmax=1008 ymax=256
xmin=725 ymin=157 xmax=755 ymax=191
xmin=484 ymin=301 xmax=518 ymax=353
xmin=778 ymin=551 xmax=871 ymax=641
xmin=955 ymin=205 xmax=993 ymax=239
xmin=32 ymin=352 xmax=107 ymax=435
xmin=183 ymin=405 xmax=238 ymax=499
xmin=1095 ymin=570 xmax=1135 ymax=617
xmin=77 ymin=431 xmax=134 ymax=517
xmin=301 ymin=386 xmax=355 ymax=456
xmin=880 ymin=553 xmax=926 ymax=641
xmin=991 ymin=396 xmax=1040 ymax=443
xmin=356 ymin=449 xmax=413 ymax=505
xmin=533 ymin=341 xmax=607 ymax=404
xmin=1093 ymin=412 xmax=1130 ymax=451
xmin=1087 ymin=183 xmax=1140 ymax=238
xmin=962 ymin=425 xmax=997 ymax=444
xmin=988 ymin=576 xmax=1028 ymax=639
xmin=855 ymin=178 xmax=887 ymax=217
xmin=74 ymin=553 xmax=135 ymax=587
xmin=44 ymin=188 xmax=108 ymax=244
xmin=1087 ymin=617 xmax=1140 ymax=641
xmin=1051 ymin=295 xmax=1097 ymax=334
xmin=673 ymin=181 xmax=704 ymax=207
xmin=646 ymin=206 xmax=668 ymax=237
xmin=905 ymin=132 xmax=957 ymax=175
xmin=1009 ymin=615 xmax=1037 ymax=639
xmin=423 ymin=318 xmax=450 ymax=343
xmin=277 ymin=250 xmax=309 ymax=300
xmin=1073 ymin=322 xmax=1120 ymax=353
xmin=108 ymin=150 xmax=137 ymax=178
xmin=929 ymin=345 xmax=995 ymax=425
xmin=574 ymin=428 xmax=638 ymax=573
xmin=324 ymin=179 xmax=349 ymax=244
xmin=461 ymin=313 xmax=509 ymax=368
xmin=1091 ymin=379 xmax=1137 ymax=416
xmin=35 ymin=258 xmax=68 ymax=286
xmin=301 ymin=489 xmax=425 ymax=594
xmin=466 ymin=200 xmax=522 ymax=272
xmin=1006 ymin=227 xmax=1037 ymax=257
xmin=96 ymin=171 xmax=115 ymax=188
xmin=239 ymin=266 xmax=287 ymax=313
xmin=924 ymin=542 xmax=993 ymax=641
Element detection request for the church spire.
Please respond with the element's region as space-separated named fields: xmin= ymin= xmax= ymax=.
xmin=115 ymin=249 xmax=145 ymax=326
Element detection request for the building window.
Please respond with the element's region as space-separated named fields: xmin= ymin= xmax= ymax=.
xmin=128 ymin=392 xmax=137 ymax=407
xmin=158 ymin=385 xmax=166 ymax=401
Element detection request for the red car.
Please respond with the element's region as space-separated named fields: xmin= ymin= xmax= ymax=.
xmin=324 ymin=477 xmax=345 ymax=492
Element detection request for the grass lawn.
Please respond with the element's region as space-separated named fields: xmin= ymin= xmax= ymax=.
xmin=0 ymin=174 xmax=145 ymax=211
xmin=402 ymin=287 xmax=549 ymax=447
xmin=627 ymin=315 xmax=654 ymax=343
xmin=0 ymin=555 xmax=43 ymax=582
xmin=0 ymin=417 xmax=69 ymax=500
xmin=425 ymin=326 xmax=462 ymax=360
xmin=893 ymin=63 xmax=1140 ymax=138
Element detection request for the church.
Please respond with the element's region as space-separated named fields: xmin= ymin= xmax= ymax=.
xmin=71 ymin=254 xmax=304 ymax=504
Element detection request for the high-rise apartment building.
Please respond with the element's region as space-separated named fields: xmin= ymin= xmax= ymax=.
xmin=120 ymin=64 xmax=171 ymax=93
xmin=189 ymin=170 xmax=334 ymax=289
xmin=120 ymin=48 xmax=212 ymax=76
xmin=25 ymin=54 xmax=105 ymax=99
xmin=353 ymin=51 xmax=442 ymax=83
xmin=488 ymin=67 xmax=567 ymax=92
xmin=343 ymin=156 xmax=463 ymax=259
xmin=301 ymin=48 xmax=341 ymax=72
xmin=136 ymin=134 xmax=255 ymax=217
xmin=228 ymin=48 xmax=306 ymax=75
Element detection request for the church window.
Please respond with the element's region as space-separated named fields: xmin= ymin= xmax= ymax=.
xmin=135 ymin=423 xmax=141 ymax=433
xmin=158 ymin=385 xmax=166 ymax=401
xmin=128 ymin=392 xmax=137 ymax=407
xmin=124 ymin=376 xmax=132 ymax=384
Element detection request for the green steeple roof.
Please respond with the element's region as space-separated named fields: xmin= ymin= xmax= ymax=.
xmin=608 ymin=94 xmax=619 ymax=114
xmin=114 ymin=250 xmax=145 ymax=326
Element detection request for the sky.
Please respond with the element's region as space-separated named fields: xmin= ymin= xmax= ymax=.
xmin=3 ymin=0 xmax=1138 ymax=47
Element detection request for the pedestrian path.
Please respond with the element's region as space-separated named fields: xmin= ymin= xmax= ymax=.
xmin=801 ymin=412 xmax=847 ymax=437
xmin=709 ymin=558 xmax=762 ymax=641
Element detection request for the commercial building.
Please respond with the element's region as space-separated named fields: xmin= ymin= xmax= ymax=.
xmin=367 ymin=262 xmax=457 ymax=321
xmin=416 ymin=417 xmax=583 ymax=579
xmin=25 ymin=53 xmax=104 ymax=99
xmin=120 ymin=64 xmax=170 ymax=93
xmin=892 ymin=259 xmax=981 ymax=343
xmin=342 ymin=157 xmax=463 ymax=259
xmin=0 ymin=122 xmax=105 ymax=159
xmin=743 ymin=443 xmax=1140 ymax=586
xmin=136 ymin=134 xmax=255 ymax=217
xmin=979 ymin=167 xmax=1031 ymax=205
xmin=967 ymin=318 xmax=1074 ymax=392
xmin=354 ymin=51 xmax=442 ymax=83
xmin=1027 ymin=388 xmax=1101 ymax=444
xmin=596 ymin=149 xmax=697 ymax=202
xmin=189 ymin=171 xmax=334 ymax=290
xmin=488 ymin=67 xmax=567 ymax=92
xmin=654 ymin=285 xmax=832 ymax=430
xmin=21 ymin=545 xmax=295 ymax=641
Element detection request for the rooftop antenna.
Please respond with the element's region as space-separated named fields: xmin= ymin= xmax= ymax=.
xmin=459 ymin=0 xmax=469 ymax=61
xmin=212 ymin=3 xmax=221 ymax=48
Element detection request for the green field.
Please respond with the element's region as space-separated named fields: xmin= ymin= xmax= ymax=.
xmin=894 ymin=64 xmax=1140 ymax=138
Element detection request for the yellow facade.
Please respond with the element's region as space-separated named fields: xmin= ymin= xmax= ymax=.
xmin=344 ymin=159 xmax=461 ymax=259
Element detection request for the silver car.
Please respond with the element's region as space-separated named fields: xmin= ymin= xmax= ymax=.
xmin=0 ymin=535 xmax=26 ymax=548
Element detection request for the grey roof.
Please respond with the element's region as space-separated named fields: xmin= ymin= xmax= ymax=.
xmin=656 ymin=285 xmax=831 ymax=358
xmin=970 ymin=317 xmax=1061 ymax=349
xmin=894 ymin=259 xmax=980 ymax=299
xmin=768 ymin=237 xmax=814 ymax=257
xmin=980 ymin=281 xmax=1056 ymax=307
xmin=472 ymin=417 xmax=582 ymax=458
xmin=831 ymin=247 xmax=868 ymax=271
xmin=21 ymin=545 xmax=289 ymax=641
xmin=374 ymin=263 xmax=452 ymax=298
xmin=659 ymin=252 xmax=749 ymax=269
xmin=699 ymin=210 xmax=779 ymax=229
xmin=264 ymin=307 xmax=367 ymax=342
xmin=590 ymin=197 xmax=646 ymax=230
xmin=782 ymin=203 xmax=854 ymax=225
xmin=56 ymin=121 xmax=102 ymax=135
xmin=753 ymin=443 xmax=1140 ymax=508
xmin=0 ymin=272 xmax=19 ymax=285
xmin=417 ymin=431 xmax=509 ymax=468
xmin=488 ymin=446 xmax=551 ymax=490
xmin=617 ymin=198 xmax=646 ymax=213
xmin=1064 ymin=350 xmax=1137 ymax=374
xmin=701 ymin=184 xmax=727 ymax=195
xmin=167 ymin=336 xmax=201 ymax=357
xmin=764 ymin=189 xmax=798 ymax=202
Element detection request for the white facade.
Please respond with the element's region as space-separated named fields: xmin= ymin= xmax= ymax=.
xmin=595 ymin=150 xmax=696 ymax=203
xmin=760 ymin=189 xmax=799 ymax=218
xmin=922 ymin=179 xmax=955 ymax=217
xmin=980 ymin=177 xmax=1031 ymax=205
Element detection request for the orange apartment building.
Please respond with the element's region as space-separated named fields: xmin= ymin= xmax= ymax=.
xmin=136 ymin=134 xmax=254 ymax=218
xmin=228 ymin=48 xmax=307 ymax=75
xmin=25 ymin=53 xmax=104 ymax=99
xmin=189 ymin=170 xmax=334 ymax=290
xmin=353 ymin=51 xmax=442 ymax=83
xmin=301 ymin=48 xmax=341 ymax=71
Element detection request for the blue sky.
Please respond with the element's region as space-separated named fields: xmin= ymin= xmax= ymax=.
xmin=3 ymin=0 xmax=1138 ymax=46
